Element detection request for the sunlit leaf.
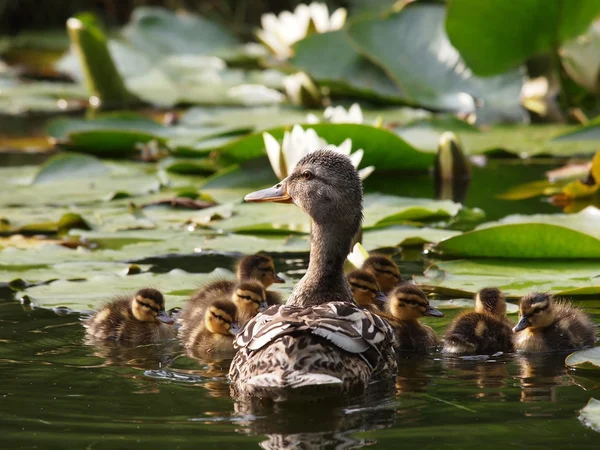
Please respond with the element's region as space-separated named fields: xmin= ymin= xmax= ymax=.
xmin=566 ymin=347 xmax=600 ymax=371
xmin=579 ymin=398 xmax=600 ymax=433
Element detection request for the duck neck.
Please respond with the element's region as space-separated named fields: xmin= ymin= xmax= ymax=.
xmin=287 ymin=219 xmax=355 ymax=307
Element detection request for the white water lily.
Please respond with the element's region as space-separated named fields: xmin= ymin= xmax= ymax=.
xmin=306 ymin=103 xmax=364 ymax=124
xmin=284 ymin=72 xmax=322 ymax=107
xmin=263 ymin=125 xmax=374 ymax=180
xmin=346 ymin=242 xmax=369 ymax=269
xmin=257 ymin=2 xmax=347 ymax=59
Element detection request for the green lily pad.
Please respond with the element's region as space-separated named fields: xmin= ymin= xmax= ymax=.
xmin=122 ymin=7 xmax=239 ymax=59
xmin=579 ymin=398 xmax=600 ymax=433
xmin=291 ymin=30 xmax=405 ymax=103
xmin=347 ymin=3 xmax=525 ymax=124
xmin=434 ymin=207 xmax=600 ymax=258
xmin=218 ymin=123 xmax=434 ymax=170
xmin=416 ymin=259 xmax=600 ymax=297
xmin=566 ymin=348 xmax=600 ymax=371
xmin=552 ymin=117 xmax=600 ymax=143
xmin=362 ymin=226 xmax=460 ymax=249
xmin=32 ymin=153 xmax=110 ymax=184
xmin=446 ymin=0 xmax=600 ymax=76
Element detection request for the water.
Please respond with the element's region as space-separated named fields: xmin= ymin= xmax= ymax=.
xmin=2 ymin=260 xmax=599 ymax=449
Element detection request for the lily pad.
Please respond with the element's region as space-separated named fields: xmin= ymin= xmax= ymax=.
xmin=579 ymin=398 xmax=600 ymax=433
xmin=347 ymin=3 xmax=525 ymax=124
xmin=434 ymin=207 xmax=600 ymax=258
xmin=218 ymin=123 xmax=434 ymax=170
xmin=416 ymin=259 xmax=600 ymax=297
xmin=32 ymin=153 xmax=109 ymax=184
xmin=566 ymin=348 xmax=600 ymax=371
xmin=446 ymin=0 xmax=600 ymax=76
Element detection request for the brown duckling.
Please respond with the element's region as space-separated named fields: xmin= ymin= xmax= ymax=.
xmin=513 ymin=292 xmax=596 ymax=352
xmin=84 ymin=288 xmax=176 ymax=345
xmin=443 ymin=287 xmax=514 ymax=355
xmin=181 ymin=299 xmax=240 ymax=358
xmin=237 ymin=254 xmax=285 ymax=305
xmin=346 ymin=269 xmax=388 ymax=313
xmin=362 ymin=255 xmax=401 ymax=294
xmin=384 ymin=284 xmax=443 ymax=352
xmin=180 ymin=280 xmax=267 ymax=336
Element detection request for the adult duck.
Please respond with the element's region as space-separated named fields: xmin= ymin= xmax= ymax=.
xmin=228 ymin=150 xmax=397 ymax=401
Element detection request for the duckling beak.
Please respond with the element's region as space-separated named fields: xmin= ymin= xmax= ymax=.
xmin=274 ymin=273 xmax=285 ymax=283
xmin=513 ymin=316 xmax=530 ymax=332
xmin=425 ymin=305 xmax=444 ymax=317
xmin=229 ymin=322 xmax=240 ymax=336
xmin=375 ymin=291 xmax=389 ymax=303
xmin=157 ymin=310 xmax=175 ymax=325
xmin=244 ymin=179 xmax=293 ymax=203
xmin=259 ymin=300 xmax=268 ymax=312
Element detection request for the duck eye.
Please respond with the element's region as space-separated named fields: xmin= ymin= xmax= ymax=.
xmin=302 ymin=170 xmax=314 ymax=180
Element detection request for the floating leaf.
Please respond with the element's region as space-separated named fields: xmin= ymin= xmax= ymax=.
xmin=416 ymin=259 xmax=600 ymax=297
xmin=434 ymin=207 xmax=600 ymax=258
xmin=347 ymin=3 xmax=525 ymax=124
xmin=32 ymin=153 xmax=109 ymax=184
xmin=218 ymin=123 xmax=434 ymax=171
xmin=566 ymin=348 xmax=600 ymax=371
xmin=446 ymin=0 xmax=600 ymax=76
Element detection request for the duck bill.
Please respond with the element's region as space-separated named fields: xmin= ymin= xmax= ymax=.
xmin=425 ymin=305 xmax=444 ymax=317
xmin=157 ymin=310 xmax=175 ymax=325
xmin=513 ymin=316 xmax=530 ymax=332
xmin=258 ymin=301 xmax=268 ymax=312
xmin=274 ymin=273 xmax=285 ymax=283
xmin=229 ymin=322 xmax=240 ymax=336
xmin=374 ymin=291 xmax=389 ymax=303
xmin=244 ymin=179 xmax=293 ymax=203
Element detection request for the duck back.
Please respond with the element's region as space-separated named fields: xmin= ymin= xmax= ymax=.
xmin=444 ymin=312 xmax=514 ymax=355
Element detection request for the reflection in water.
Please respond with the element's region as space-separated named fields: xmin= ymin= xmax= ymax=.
xmin=84 ymin=336 xmax=180 ymax=370
xmin=443 ymin=354 xmax=511 ymax=401
xmin=516 ymin=353 xmax=571 ymax=406
xmin=395 ymin=353 xmax=439 ymax=394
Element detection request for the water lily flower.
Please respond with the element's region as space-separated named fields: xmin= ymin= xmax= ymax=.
xmin=257 ymin=2 xmax=347 ymax=60
xmin=306 ymin=103 xmax=364 ymax=124
xmin=263 ymin=125 xmax=374 ymax=180
xmin=346 ymin=242 xmax=369 ymax=269
xmin=284 ymin=72 xmax=322 ymax=107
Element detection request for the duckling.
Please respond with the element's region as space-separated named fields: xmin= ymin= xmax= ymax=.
xmin=513 ymin=292 xmax=597 ymax=352
xmin=443 ymin=287 xmax=514 ymax=355
xmin=362 ymin=255 xmax=401 ymax=294
xmin=84 ymin=288 xmax=175 ymax=345
xmin=384 ymin=284 xmax=443 ymax=352
xmin=179 ymin=280 xmax=266 ymax=337
xmin=181 ymin=299 xmax=240 ymax=358
xmin=230 ymin=150 xmax=397 ymax=401
xmin=346 ymin=269 xmax=388 ymax=313
xmin=237 ymin=254 xmax=285 ymax=305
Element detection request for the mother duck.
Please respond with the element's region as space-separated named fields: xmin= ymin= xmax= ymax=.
xmin=228 ymin=150 xmax=397 ymax=401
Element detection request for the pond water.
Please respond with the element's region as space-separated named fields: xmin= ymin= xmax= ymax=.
xmin=1 ymin=153 xmax=598 ymax=448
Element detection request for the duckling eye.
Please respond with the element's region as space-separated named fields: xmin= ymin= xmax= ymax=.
xmin=302 ymin=170 xmax=314 ymax=180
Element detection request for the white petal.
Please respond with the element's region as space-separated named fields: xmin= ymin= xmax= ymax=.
xmin=336 ymin=138 xmax=352 ymax=156
xmin=329 ymin=8 xmax=347 ymax=30
xmin=263 ymin=132 xmax=284 ymax=179
xmin=261 ymin=13 xmax=279 ymax=32
xmin=305 ymin=113 xmax=320 ymax=123
xmin=358 ymin=166 xmax=375 ymax=180
xmin=309 ymin=3 xmax=329 ymax=33
xmin=348 ymin=103 xmax=364 ymax=123
xmin=348 ymin=149 xmax=363 ymax=168
xmin=346 ymin=242 xmax=369 ymax=268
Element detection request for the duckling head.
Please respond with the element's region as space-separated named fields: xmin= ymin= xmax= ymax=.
xmin=346 ymin=270 xmax=387 ymax=308
xmin=131 ymin=288 xmax=174 ymax=324
xmin=388 ymin=285 xmax=443 ymax=321
xmin=362 ymin=255 xmax=400 ymax=293
xmin=475 ymin=287 xmax=506 ymax=318
xmin=237 ymin=254 xmax=284 ymax=288
xmin=204 ymin=300 xmax=240 ymax=336
xmin=231 ymin=280 xmax=268 ymax=316
xmin=513 ymin=292 xmax=554 ymax=332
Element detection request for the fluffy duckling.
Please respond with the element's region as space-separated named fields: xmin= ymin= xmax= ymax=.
xmin=346 ymin=269 xmax=388 ymax=313
xmin=180 ymin=280 xmax=266 ymax=336
xmin=385 ymin=284 xmax=443 ymax=352
xmin=362 ymin=255 xmax=401 ymax=294
xmin=181 ymin=299 xmax=240 ymax=358
xmin=443 ymin=288 xmax=514 ymax=355
xmin=84 ymin=288 xmax=175 ymax=345
xmin=237 ymin=254 xmax=284 ymax=305
xmin=513 ymin=292 xmax=596 ymax=352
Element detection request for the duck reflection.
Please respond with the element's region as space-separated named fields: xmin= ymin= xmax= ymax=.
xmin=395 ymin=353 xmax=439 ymax=394
xmin=234 ymin=386 xmax=395 ymax=449
xmin=516 ymin=353 xmax=570 ymax=405
xmin=443 ymin=354 xmax=511 ymax=401
xmin=83 ymin=336 xmax=180 ymax=370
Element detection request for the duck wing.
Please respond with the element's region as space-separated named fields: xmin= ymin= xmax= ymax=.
xmin=235 ymin=302 xmax=396 ymax=369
